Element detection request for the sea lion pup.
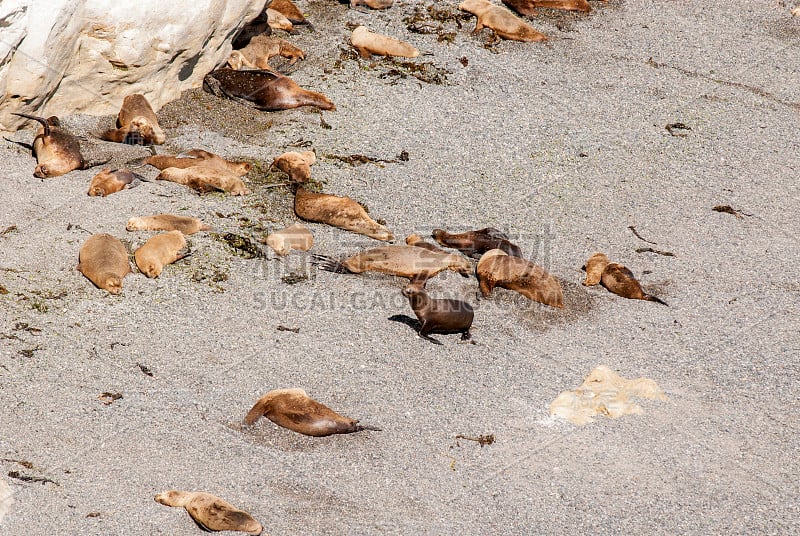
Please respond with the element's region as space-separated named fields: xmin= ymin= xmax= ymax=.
xmin=582 ymin=251 xmax=609 ymax=286
xmin=244 ymin=388 xmax=378 ymax=436
xmin=602 ymin=262 xmax=668 ymax=306
xmin=134 ymin=230 xmax=188 ymax=278
xmin=157 ymin=165 xmax=250 ymax=195
xmin=458 ymin=0 xmax=547 ymax=42
xmin=232 ymin=34 xmax=306 ymax=69
xmin=12 ymin=113 xmax=85 ymax=178
xmin=312 ymin=245 xmax=472 ymax=279
xmin=432 ymin=227 xmax=523 ymax=259
xmin=502 ymin=0 xmax=591 ymax=17
xmin=264 ymin=223 xmax=313 ymax=255
xmin=77 ymin=234 xmax=131 ymax=295
xmin=476 ymin=249 xmax=563 ymax=307
xmin=203 ymin=68 xmax=335 ymax=111
xmin=87 ymin=168 xmax=146 ymax=197
xmin=100 ymin=94 xmax=165 ymax=145
xmin=270 ymin=0 xmax=307 ymax=24
xmin=347 ymin=0 xmax=394 ymax=9
xmin=401 ymin=279 xmax=474 ymax=344
xmin=350 ymin=26 xmax=420 ymax=59
xmin=271 ymin=150 xmax=315 ymax=182
xmin=266 ymin=8 xmax=295 ymax=32
xmin=294 ymin=185 xmax=393 ymax=241
xmin=155 ymin=491 xmax=262 ymax=535
xmin=405 ymin=233 xmax=449 ymax=254
xmin=145 ymin=149 xmax=251 ymax=177
xmin=126 ymin=214 xmax=212 ymax=235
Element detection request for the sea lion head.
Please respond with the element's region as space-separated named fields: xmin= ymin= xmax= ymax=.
xmin=583 ymin=252 xmax=609 ymax=286
xmin=154 ymin=490 xmax=190 ymax=507
xmin=130 ymin=117 xmax=166 ymax=145
xmin=125 ymin=217 xmax=144 ymax=231
xmin=34 ymin=163 xmax=52 ymax=179
xmin=138 ymin=260 xmax=163 ymax=279
xmin=102 ymin=274 xmax=124 ymax=295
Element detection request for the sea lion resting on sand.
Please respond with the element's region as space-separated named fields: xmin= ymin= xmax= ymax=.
xmin=264 ymin=223 xmax=313 ymax=256
xmin=77 ymin=234 xmax=131 ymax=294
xmin=12 ymin=113 xmax=85 ymax=178
xmin=582 ymin=252 xmax=668 ymax=305
xmin=459 ymin=0 xmax=547 ymax=42
xmin=502 ymin=0 xmax=592 ymax=17
xmin=476 ymin=249 xmax=563 ymax=307
xmin=87 ymin=168 xmax=146 ymax=197
xmin=155 ymin=491 xmax=262 ymax=535
xmin=432 ymin=227 xmax=523 ymax=258
xmin=294 ymin=185 xmax=393 ymax=241
xmin=203 ymin=68 xmax=335 ymax=111
xmin=156 ymin=165 xmax=250 ymax=195
xmin=312 ymin=245 xmax=471 ymax=279
xmin=145 ymin=149 xmax=251 ymax=176
xmin=100 ymin=94 xmax=165 ymax=145
xmin=126 ymin=214 xmax=212 ymax=235
xmin=272 ymin=150 xmax=315 ymax=182
xmin=229 ymin=35 xmax=305 ymax=70
xmin=244 ymin=388 xmax=378 ymax=436
xmin=134 ymin=231 xmax=188 ymax=278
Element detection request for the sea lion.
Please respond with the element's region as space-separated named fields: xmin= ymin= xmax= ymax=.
xmin=401 ymin=280 xmax=474 ymax=344
xmin=294 ymin=186 xmax=393 ymax=241
xmin=582 ymin=251 xmax=609 ymax=286
xmin=266 ymin=8 xmax=295 ymax=32
xmin=312 ymin=245 xmax=472 ymax=279
xmin=203 ymin=68 xmax=335 ymax=112
xmin=264 ymin=223 xmax=313 ymax=255
xmin=405 ymin=233 xmax=449 ymax=254
xmin=134 ymin=230 xmax=188 ymax=278
xmin=126 ymin=214 xmax=212 ymax=235
xmin=459 ymin=0 xmax=547 ymax=42
xmin=230 ymin=34 xmax=306 ymax=69
xmin=100 ymin=94 xmax=165 ymax=145
xmin=269 ymin=0 xmax=307 ymax=24
xmin=157 ymin=166 xmax=250 ymax=195
xmin=476 ymin=249 xmax=563 ymax=307
xmin=271 ymin=150 xmax=315 ymax=182
xmin=12 ymin=113 xmax=85 ymax=178
xmin=432 ymin=227 xmax=523 ymax=259
xmin=350 ymin=26 xmax=420 ymax=59
xmin=601 ymin=262 xmax=668 ymax=306
xmin=155 ymin=491 xmax=262 ymax=535
xmin=244 ymin=388 xmax=377 ymax=436
xmin=502 ymin=0 xmax=591 ymax=16
xmin=348 ymin=0 xmax=394 ymax=9
xmin=77 ymin=234 xmax=131 ymax=294
xmin=145 ymin=149 xmax=251 ymax=176
xmin=87 ymin=168 xmax=145 ymax=197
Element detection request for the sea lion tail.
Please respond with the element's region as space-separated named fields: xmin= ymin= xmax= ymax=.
xmin=645 ymin=294 xmax=669 ymax=306
xmin=310 ymin=254 xmax=352 ymax=274
xmin=356 ymin=424 xmax=382 ymax=432
xmin=12 ymin=112 xmax=50 ymax=136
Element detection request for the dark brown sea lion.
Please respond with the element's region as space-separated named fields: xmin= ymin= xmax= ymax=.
xmin=401 ymin=280 xmax=474 ymax=344
xmin=155 ymin=491 xmax=262 ymax=535
xmin=126 ymin=214 xmax=212 ymax=235
xmin=602 ymin=262 xmax=668 ymax=306
xmin=271 ymin=150 xmax=315 ymax=182
xmin=312 ymin=245 xmax=472 ymax=279
xmin=459 ymin=0 xmax=547 ymax=42
xmin=432 ymin=227 xmax=523 ymax=258
xmin=203 ymin=68 xmax=335 ymax=111
xmin=87 ymin=168 xmax=146 ymax=197
xmin=134 ymin=231 xmax=188 ymax=278
xmin=156 ymin=166 xmax=250 ymax=195
xmin=244 ymin=388 xmax=378 ymax=436
xmin=502 ymin=0 xmax=591 ymax=16
xmin=144 ymin=149 xmax=251 ymax=176
xmin=294 ymin=186 xmax=393 ymax=241
xmin=100 ymin=94 xmax=165 ymax=145
xmin=405 ymin=233 xmax=449 ymax=254
xmin=476 ymin=249 xmax=563 ymax=307
xmin=77 ymin=234 xmax=131 ymax=294
xmin=12 ymin=113 xmax=85 ymax=178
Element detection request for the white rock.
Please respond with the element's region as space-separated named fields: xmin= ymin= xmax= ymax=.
xmin=0 ymin=0 xmax=268 ymax=131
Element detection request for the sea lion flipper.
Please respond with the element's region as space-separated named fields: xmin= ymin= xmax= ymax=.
xmin=419 ymin=333 xmax=444 ymax=345
xmin=310 ymin=254 xmax=352 ymax=274
xmin=12 ymin=112 xmax=51 ymax=136
xmin=356 ymin=423 xmax=382 ymax=432
xmin=645 ymin=294 xmax=669 ymax=306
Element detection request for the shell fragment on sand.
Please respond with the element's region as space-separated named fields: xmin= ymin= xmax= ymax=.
xmin=549 ymin=365 xmax=667 ymax=425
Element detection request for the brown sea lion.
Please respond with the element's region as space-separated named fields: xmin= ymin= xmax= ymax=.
xmin=432 ymin=228 xmax=523 ymax=259
xmin=502 ymin=0 xmax=591 ymax=16
xmin=244 ymin=388 xmax=377 ymax=436
xmin=271 ymin=150 xmax=315 ymax=182
xmin=77 ymin=234 xmax=131 ymax=294
xmin=134 ymin=231 xmax=188 ymax=278
xmin=294 ymin=186 xmax=393 ymax=241
xmin=350 ymin=26 xmax=419 ymax=59
xmin=156 ymin=166 xmax=250 ymax=195
xmin=476 ymin=249 xmax=563 ymax=307
xmin=601 ymin=262 xmax=668 ymax=306
xmin=266 ymin=8 xmax=295 ymax=32
xmin=459 ymin=0 xmax=547 ymax=42
xmin=126 ymin=214 xmax=212 ymax=235
xmin=12 ymin=113 xmax=85 ymax=178
xmin=582 ymin=251 xmax=609 ymax=286
xmin=145 ymin=149 xmax=251 ymax=176
xmin=87 ymin=168 xmax=145 ymax=197
xmin=203 ymin=68 xmax=335 ymax=112
xmin=349 ymin=0 xmax=394 ymax=9
xmin=405 ymin=233 xmax=449 ymax=254
xmin=100 ymin=94 xmax=165 ymax=145
xmin=264 ymin=223 xmax=313 ymax=255
xmin=155 ymin=491 xmax=262 ymax=535
xmin=269 ymin=0 xmax=307 ymax=24
xmin=230 ymin=34 xmax=306 ymax=69
xmin=312 ymin=245 xmax=472 ymax=279
xmin=401 ymin=280 xmax=474 ymax=344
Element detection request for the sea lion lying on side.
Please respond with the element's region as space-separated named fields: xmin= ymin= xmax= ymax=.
xmin=144 ymin=149 xmax=251 ymax=176
xmin=459 ymin=0 xmax=547 ymax=42
xmin=12 ymin=113 xmax=85 ymax=178
xmin=229 ymin=35 xmax=305 ymax=69
xmin=476 ymin=249 xmax=563 ymax=307
xmin=502 ymin=0 xmax=592 ymax=17
xmin=350 ymin=26 xmax=419 ymax=58
xmin=271 ymin=150 xmax=315 ymax=182
xmin=582 ymin=252 xmax=668 ymax=305
xmin=88 ymin=168 xmax=147 ymax=197
xmin=126 ymin=214 xmax=212 ymax=235
xmin=432 ymin=227 xmax=523 ymax=258
xmin=134 ymin=231 xmax=189 ymax=278
xmin=203 ymin=68 xmax=335 ymax=111
xmin=155 ymin=491 xmax=262 ymax=535
xmin=312 ymin=245 xmax=472 ymax=279
xmin=294 ymin=186 xmax=393 ymax=241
